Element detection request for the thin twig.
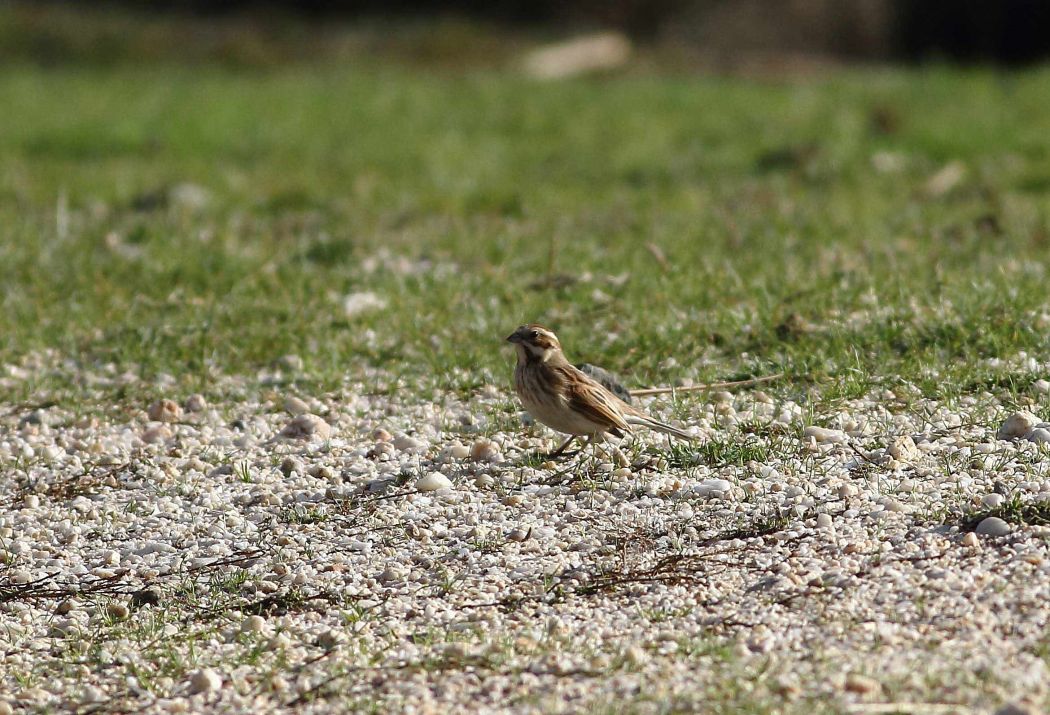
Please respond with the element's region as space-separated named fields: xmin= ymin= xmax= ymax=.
xmin=629 ymin=373 xmax=783 ymax=397
xmin=847 ymin=439 xmax=883 ymax=467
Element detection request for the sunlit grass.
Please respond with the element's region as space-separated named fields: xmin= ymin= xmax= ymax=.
xmin=2 ymin=62 xmax=1050 ymax=411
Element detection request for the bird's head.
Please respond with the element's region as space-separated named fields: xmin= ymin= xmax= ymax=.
xmin=506 ymin=324 xmax=562 ymax=363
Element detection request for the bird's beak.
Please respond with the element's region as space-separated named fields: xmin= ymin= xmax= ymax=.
xmin=506 ymin=332 xmax=522 ymax=344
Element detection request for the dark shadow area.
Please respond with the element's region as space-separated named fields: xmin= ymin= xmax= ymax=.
xmin=19 ymin=0 xmax=1050 ymax=64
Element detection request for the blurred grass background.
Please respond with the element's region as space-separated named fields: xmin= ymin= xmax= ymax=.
xmin=2 ymin=3 xmax=1050 ymax=409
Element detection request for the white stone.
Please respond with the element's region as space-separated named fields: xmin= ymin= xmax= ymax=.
xmin=278 ymin=354 xmax=304 ymax=372
xmin=1033 ymin=379 xmax=1050 ymax=395
xmin=188 ymin=668 xmax=222 ymax=694
xmin=887 ymin=435 xmax=920 ymax=462
xmin=184 ymin=394 xmax=207 ymax=412
xmin=316 ymin=630 xmax=343 ymax=650
xmin=961 ymin=531 xmax=980 ymax=548
xmin=523 ymin=32 xmax=631 ymax=80
xmin=843 ymin=673 xmax=879 ymax=694
xmin=393 ymin=434 xmax=423 ymax=452
xmin=696 ymin=479 xmax=732 ymax=497
xmin=106 ymin=602 xmax=129 ymax=620
xmin=280 ymin=414 xmax=331 ymax=441
xmin=170 ymin=182 xmax=210 ymax=210
xmin=815 ymin=513 xmax=833 ymax=530
xmin=241 ymin=615 xmax=266 ymax=633
xmin=343 ymin=291 xmax=387 ymax=317
xmin=623 ymin=644 xmax=648 ymax=666
xmin=470 ymin=438 xmax=502 ymax=462
xmin=981 ymin=493 xmax=1005 ymax=509
xmin=803 ymin=426 xmax=847 ymax=444
xmin=507 ymin=527 xmax=531 ymax=542
xmin=415 ymin=473 xmax=452 ymax=492
xmin=997 ymin=411 xmax=1039 ymax=440
xmin=147 ymin=399 xmax=182 ymax=423
xmin=1028 ymin=428 xmax=1050 ymax=445
xmin=142 ymin=424 xmax=172 ymax=444
xmin=283 ymin=396 xmax=310 ymax=415
xmin=975 ymin=517 xmax=1012 ymax=536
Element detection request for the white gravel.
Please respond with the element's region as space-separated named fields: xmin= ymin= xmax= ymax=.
xmin=1 ymin=364 xmax=1049 ymax=713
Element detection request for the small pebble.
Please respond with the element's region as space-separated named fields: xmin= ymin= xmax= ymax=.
xmin=147 ymin=399 xmax=182 ymax=423
xmin=997 ymin=411 xmax=1038 ymax=440
xmin=843 ymin=673 xmax=879 ymax=694
xmin=142 ymin=424 xmax=172 ymax=444
xmin=106 ymin=602 xmax=130 ymax=620
xmin=278 ymin=354 xmax=304 ymax=372
xmin=130 ymin=589 xmax=162 ymax=609
xmin=316 ymin=630 xmax=343 ymax=650
xmin=283 ymin=396 xmax=310 ymax=415
xmin=981 ymin=493 xmax=1005 ymax=509
xmin=507 ymin=527 xmax=531 ymax=542
xmin=241 ymin=615 xmax=266 ymax=633
xmin=470 ymin=438 xmax=502 ymax=462
xmin=887 ymin=435 xmax=920 ymax=462
xmin=623 ymin=645 xmax=648 ymax=666
xmin=393 ymin=434 xmax=423 ymax=452
xmin=803 ymin=426 xmax=847 ymax=444
xmin=188 ymin=668 xmax=222 ymax=694
xmin=415 ymin=473 xmax=452 ymax=492
xmin=994 ymin=704 xmax=1034 ymax=715
xmin=975 ymin=517 xmax=1012 ymax=536
xmin=184 ymin=393 xmax=207 ymax=412
xmin=1028 ymin=428 xmax=1050 ymax=445
xmin=280 ymin=457 xmax=301 ymax=477
xmin=280 ymin=414 xmax=331 ymax=440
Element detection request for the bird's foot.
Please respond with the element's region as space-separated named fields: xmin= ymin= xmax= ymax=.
xmin=542 ymin=448 xmax=581 ymax=460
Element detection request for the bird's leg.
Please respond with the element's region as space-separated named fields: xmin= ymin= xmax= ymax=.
xmin=544 ymin=435 xmax=578 ymax=460
xmin=541 ymin=435 xmax=593 ymax=486
xmin=541 ymin=432 xmax=583 ymax=459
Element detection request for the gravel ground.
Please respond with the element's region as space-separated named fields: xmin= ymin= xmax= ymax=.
xmin=2 ymin=358 xmax=1049 ymax=714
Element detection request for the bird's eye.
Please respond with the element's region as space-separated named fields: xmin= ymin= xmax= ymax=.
xmin=530 ymin=330 xmax=539 ymax=339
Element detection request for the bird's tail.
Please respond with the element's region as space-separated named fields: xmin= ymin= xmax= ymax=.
xmin=624 ymin=414 xmax=696 ymax=441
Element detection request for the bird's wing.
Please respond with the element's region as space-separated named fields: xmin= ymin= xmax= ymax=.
xmin=558 ymin=365 xmax=632 ymax=433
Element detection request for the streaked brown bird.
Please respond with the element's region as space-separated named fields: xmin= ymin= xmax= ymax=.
xmin=506 ymin=324 xmax=695 ymax=457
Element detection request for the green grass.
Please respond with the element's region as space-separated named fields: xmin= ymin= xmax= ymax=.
xmin=3 ymin=56 xmax=1050 ymax=408
xmin=961 ymin=494 xmax=1050 ymax=530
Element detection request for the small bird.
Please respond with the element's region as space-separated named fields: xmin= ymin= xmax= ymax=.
xmin=506 ymin=324 xmax=695 ymax=457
